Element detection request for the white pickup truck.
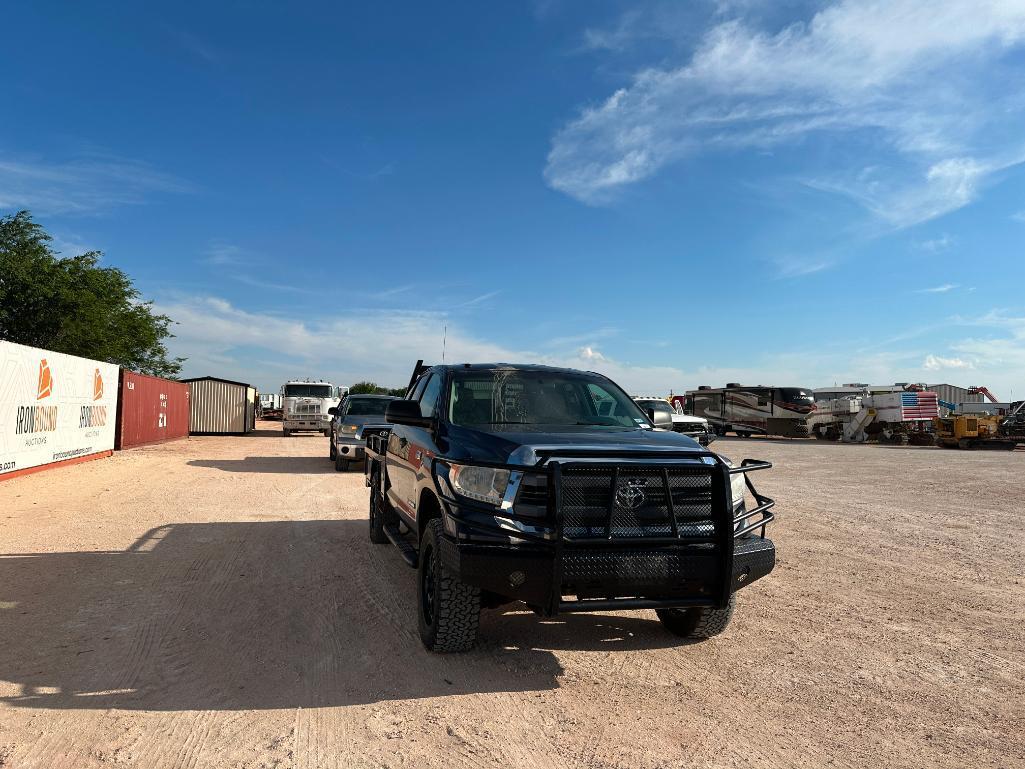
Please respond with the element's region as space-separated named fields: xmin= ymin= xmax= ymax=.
xmin=633 ymin=396 xmax=716 ymax=445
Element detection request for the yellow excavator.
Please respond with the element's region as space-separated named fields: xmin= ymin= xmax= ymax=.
xmin=934 ymin=401 xmax=1025 ymax=450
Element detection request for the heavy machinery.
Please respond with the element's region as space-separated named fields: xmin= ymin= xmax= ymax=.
xmin=968 ymin=385 xmax=1000 ymax=404
xmin=934 ymin=401 xmax=1025 ymax=450
xmin=809 ymin=386 xmax=939 ymax=444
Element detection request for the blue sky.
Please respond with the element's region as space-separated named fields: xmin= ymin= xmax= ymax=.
xmin=3 ymin=1 xmax=1025 ymax=399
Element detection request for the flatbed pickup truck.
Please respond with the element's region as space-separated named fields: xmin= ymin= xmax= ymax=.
xmin=364 ymin=361 xmax=777 ymax=652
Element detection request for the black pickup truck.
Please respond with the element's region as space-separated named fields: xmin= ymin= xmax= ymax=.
xmin=364 ymin=361 xmax=776 ymax=652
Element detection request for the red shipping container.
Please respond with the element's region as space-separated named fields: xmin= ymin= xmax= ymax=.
xmin=115 ymin=370 xmax=190 ymax=449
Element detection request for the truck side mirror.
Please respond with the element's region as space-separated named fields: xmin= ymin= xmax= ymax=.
xmin=328 ymin=407 xmax=338 ymax=416
xmin=386 ymin=400 xmax=433 ymax=428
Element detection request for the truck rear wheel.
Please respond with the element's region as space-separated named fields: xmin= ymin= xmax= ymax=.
xmin=418 ymin=519 xmax=480 ymax=652
xmin=283 ymin=428 xmax=292 ymax=437
xmin=657 ymin=596 xmax=735 ymax=639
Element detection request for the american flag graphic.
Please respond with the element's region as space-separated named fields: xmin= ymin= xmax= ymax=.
xmin=900 ymin=391 xmax=939 ymax=420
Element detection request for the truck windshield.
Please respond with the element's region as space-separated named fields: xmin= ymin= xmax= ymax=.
xmin=343 ymin=397 xmax=392 ymax=416
xmin=284 ymin=385 xmax=333 ymax=398
xmin=449 ymin=370 xmax=649 ymax=428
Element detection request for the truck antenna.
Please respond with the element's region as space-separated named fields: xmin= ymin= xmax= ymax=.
xmin=442 ymin=324 xmax=447 ymax=362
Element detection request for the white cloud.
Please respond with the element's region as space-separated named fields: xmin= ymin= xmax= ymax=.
xmin=0 ymin=152 xmax=191 ymax=215
xmin=1012 ymin=210 xmax=1025 ymax=223
xmin=916 ymin=284 xmax=959 ymax=294
xmin=156 ymin=295 xmax=1025 ymax=399
xmin=204 ymin=241 xmax=246 ymax=266
xmin=772 ymin=254 xmax=833 ymax=278
xmin=916 ymin=234 xmax=952 ymax=252
xmin=457 ymin=290 xmax=501 ymax=308
xmin=577 ymin=345 xmax=607 ymax=362
xmin=546 ymin=0 xmax=1025 ymax=223
xmin=922 ymin=354 xmax=974 ymax=371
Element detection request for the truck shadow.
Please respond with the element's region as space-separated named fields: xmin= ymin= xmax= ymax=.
xmin=0 ymin=520 xmax=570 ymax=711
xmin=187 ymin=457 xmax=337 ymax=473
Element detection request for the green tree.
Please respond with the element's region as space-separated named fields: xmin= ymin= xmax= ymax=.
xmin=0 ymin=210 xmax=184 ymax=377
xmin=349 ymin=381 xmax=385 ymax=395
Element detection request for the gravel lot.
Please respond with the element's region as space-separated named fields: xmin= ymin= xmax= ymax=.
xmin=1 ymin=423 xmax=1022 ymax=769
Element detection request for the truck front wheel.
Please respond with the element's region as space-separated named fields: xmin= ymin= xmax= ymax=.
xmin=657 ymin=596 xmax=735 ymax=639
xmin=418 ymin=519 xmax=481 ymax=652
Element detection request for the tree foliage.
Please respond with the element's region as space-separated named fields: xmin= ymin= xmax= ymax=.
xmin=0 ymin=210 xmax=184 ymax=377
xmin=349 ymin=381 xmax=384 ymax=395
xmin=349 ymin=381 xmax=406 ymax=396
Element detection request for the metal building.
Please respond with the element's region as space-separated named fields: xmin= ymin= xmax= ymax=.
xmin=928 ymin=384 xmax=984 ymax=414
xmin=181 ymin=376 xmax=257 ymax=435
xmin=116 ymin=370 xmax=190 ymax=448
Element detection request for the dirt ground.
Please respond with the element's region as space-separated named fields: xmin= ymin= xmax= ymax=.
xmin=1 ymin=422 xmax=1022 ymax=769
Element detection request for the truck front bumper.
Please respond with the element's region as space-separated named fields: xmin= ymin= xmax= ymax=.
xmin=438 ymin=533 xmax=775 ymax=615
xmin=430 ymin=453 xmax=777 ymax=616
xmin=285 ymin=416 xmax=331 ymax=431
xmin=334 ymin=436 xmax=366 ymax=461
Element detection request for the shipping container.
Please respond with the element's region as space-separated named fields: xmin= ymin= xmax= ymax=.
xmin=1 ymin=340 xmax=119 ymax=481
xmin=182 ymin=376 xmax=256 ymax=435
xmin=115 ymin=370 xmax=190 ymax=449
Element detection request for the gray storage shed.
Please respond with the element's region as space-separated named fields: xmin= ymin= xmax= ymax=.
xmin=182 ymin=377 xmax=257 ymax=435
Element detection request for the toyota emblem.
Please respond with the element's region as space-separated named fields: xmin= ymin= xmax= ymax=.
xmin=615 ymin=478 xmax=648 ymax=509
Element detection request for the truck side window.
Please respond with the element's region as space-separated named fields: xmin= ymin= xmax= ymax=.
xmin=419 ymin=374 xmax=443 ymax=419
xmin=409 ymin=375 xmax=430 ymax=403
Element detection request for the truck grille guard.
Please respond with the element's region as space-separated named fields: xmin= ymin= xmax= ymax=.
xmin=543 ymin=451 xmax=774 ymax=614
xmin=429 ymin=449 xmax=775 ymax=549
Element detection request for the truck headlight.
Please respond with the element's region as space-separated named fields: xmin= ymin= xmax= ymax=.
xmin=448 ymin=463 xmax=510 ymax=506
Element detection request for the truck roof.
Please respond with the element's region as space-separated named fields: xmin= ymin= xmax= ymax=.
xmin=429 ymin=363 xmax=608 ymax=376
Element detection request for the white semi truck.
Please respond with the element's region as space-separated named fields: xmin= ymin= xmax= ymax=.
xmin=281 ymin=379 xmax=346 ymax=437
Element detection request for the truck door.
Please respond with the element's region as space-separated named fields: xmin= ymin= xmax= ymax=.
xmin=407 ymin=373 xmax=444 ymax=524
xmin=386 ymin=374 xmax=432 ymax=517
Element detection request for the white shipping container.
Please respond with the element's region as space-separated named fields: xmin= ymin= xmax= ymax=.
xmin=0 ymin=340 xmax=119 ymax=479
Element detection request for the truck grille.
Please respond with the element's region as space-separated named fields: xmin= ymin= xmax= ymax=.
xmin=559 ymin=465 xmax=717 ymax=540
xmin=293 ymin=404 xmax=321 ymax=415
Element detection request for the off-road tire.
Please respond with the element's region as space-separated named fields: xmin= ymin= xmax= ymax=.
xmin=418 ymin=519 xmax=480 ymax=652
xmin=657 ymin=596 xmax=735 ymax=639
xmin=368 ymin=475 xmax=389 ymax=544
xmin=335 ymin=453 xmax=349 ymax=472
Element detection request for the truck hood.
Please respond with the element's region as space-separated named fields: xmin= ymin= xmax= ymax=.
xmin=444 ymin=424 xmax=705 ymax=466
